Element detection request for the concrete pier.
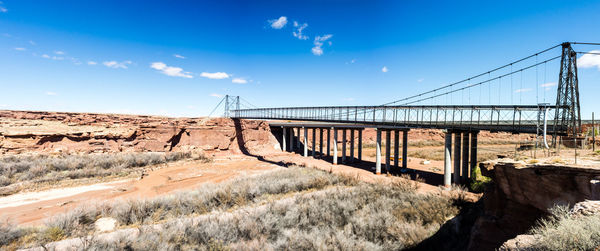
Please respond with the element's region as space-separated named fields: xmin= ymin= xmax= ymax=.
xmin=453 ymin=132 xmax=461 ymax=184
xmin=350 ymin=129 xmax=355 ymax=163
xmin=303 ymin=127 xmax=308 ymax=157
xmin=358 ymin=130 xmax=362 ymax=161
xmin=444 ymin=132 xmax=452 ymax=187
xmin=342 ymin=129 xmax=347 ymax=164
xmin=282 ymin=126 xmax=287 ymax=152
xmin=333 ymin=128 xmax=338 ymax=165
xmin=470 ymin=131 xmax=478 ymax=181
xmin=296 ymin=128 xmax=301 ymax=149
xmin=312 ymin=128 xmax=316 ymax=158
xmin=385 ymin=130 xmax=391 ymax=173
xmin=402 ymin=130 xmax=408 ymax=170
xmin=319 ymin=128 xmax=323 ymax=158
xmin=461 ymin=133 xmax=470 ymax=183
xmin=289 ymin=127 xmax=294 ymax=152
xmin=394 ymin=130 xmax=399 ymax=170
xmin=326 ymin=128 xmax=331 ymax=157
xmin=376 ymin=129 xmax=382 ymax=174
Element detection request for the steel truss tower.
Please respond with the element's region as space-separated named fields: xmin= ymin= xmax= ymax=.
xmin=554 ymin=42 xmax=581 ymax=142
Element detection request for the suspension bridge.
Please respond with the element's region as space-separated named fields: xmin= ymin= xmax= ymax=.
xmin=213 ymin=42 xmax=598 ymax=187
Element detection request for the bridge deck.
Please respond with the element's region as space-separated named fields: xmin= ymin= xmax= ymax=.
xmin=233 ymin=104 xmax=568 ymax=135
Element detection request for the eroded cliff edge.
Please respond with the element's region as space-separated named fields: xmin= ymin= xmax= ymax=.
xmin=468 ymin=161 xmax=600 ymax=250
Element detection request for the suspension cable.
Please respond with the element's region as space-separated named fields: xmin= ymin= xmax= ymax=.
xmin=382 ymin=43 xmax=562 ymax=106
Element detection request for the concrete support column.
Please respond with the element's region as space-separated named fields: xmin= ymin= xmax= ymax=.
xmin=394 ymin=130 xmax=399 ymax=170
xmin=470 ymin=132 xmax=478 ymax=181
xmin=296 ymin=128 xmax=301 ymax=149
xmin=358 ymin=130 xmax=363 ymax=161
xmin=385 ymin=130 xmax=391 ymax=173
xmin=444 ymin=132 xmax=452 ymax=187
xmin=333 ymin=128 xmax=338 ymax=165
xmin=376 ymin=129 xmax=382 ymax=174
xmin=350 ymin=129 xmax=355 ymax=163
xmin=312 ymin=128 xmax=316 ymax=158
xmin=402 ymin=130 xmax=408 ymax=171
xmin=303 ymin=127 xmax=308 ymax=157
xmin=289 ymin=127 xmax=294 ymax=152
xmin=342 ymin=129 xmax=347 ymax=164
xmin=326 ymin=129 xmax=331 ymax=157
xmin=461 ymin=133 xmax=470 ymax=184
xmin=453 ymin=132 xmax=462 ymax=184
xmin=319 ymin=128 xmax=324 ymax=158
xmin=282 ymin=127 xmax=287 ymax=152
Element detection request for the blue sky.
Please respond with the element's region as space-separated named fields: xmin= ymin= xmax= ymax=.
xmin=1 ymin=0 xmax=600 ymax=117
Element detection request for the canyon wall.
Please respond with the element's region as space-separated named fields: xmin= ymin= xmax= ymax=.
xmin=0 ymin=110 xmax=280 ymax=155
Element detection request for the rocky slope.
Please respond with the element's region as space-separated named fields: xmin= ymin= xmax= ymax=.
xmin=468 ymin=161 xmax=600 ymax=250
xmin=0 ymin=110 xmax=280 ymax=155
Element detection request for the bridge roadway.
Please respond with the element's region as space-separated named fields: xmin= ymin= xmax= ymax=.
xmin=233 ymin=104 xmax=568 ymax=187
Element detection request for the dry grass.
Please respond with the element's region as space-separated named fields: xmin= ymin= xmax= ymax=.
xmin=528 ymin=205 xmax=600 ymax=250
xmin=0 ymin=151 xmax=208 ymax=196
xmin=5 ymin=167 xmax=465 ymax=250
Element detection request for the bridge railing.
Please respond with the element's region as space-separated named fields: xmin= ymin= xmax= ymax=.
xmin=232 ymin=105 xmax=570 ymax=134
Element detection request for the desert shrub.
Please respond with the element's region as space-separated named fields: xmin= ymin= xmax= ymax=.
xmin=0 ymin=151 xmax=204 ymax=195
xmin=44 ymin=167 xmax=359 ymax=238
xmin=529 ymin=205 xmax=600 ymax=250
xmin=98 ymin=182 xmax=458 ymax=250
xmin=0 ymin=220 xmax=26 ymax=247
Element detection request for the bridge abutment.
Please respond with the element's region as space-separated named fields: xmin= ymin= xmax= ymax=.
xmin=350 ymin=129 xmax=355 ymax=163
xmin=385 ymin=130 xmax=391 ymax=173
xmin=376 ymin=128 xmax=382 ymax=174
xmin=342 ymin=129 xmax=347 ymax=164
xmin=333 ymin=128 xmax=338 ymax=165
xmin=444 ymin=132 xmax=453 ymax=187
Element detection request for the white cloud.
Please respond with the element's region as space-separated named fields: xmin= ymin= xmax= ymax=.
xmin=292 ymin=21 xmax=308 ymax=40
xmin=514 ymin=88 xmax=532 ymax=93
xmin=29 ymin=40 xmax=36 ymax=45
xmin=54 ymin=51 xmax=65 ymax=55
xmin=578 ymin=50 xmax=600 ymax=70
xmin=268 ymin=16 xmax=288 ymax=29
xmin=41 ymin=54 xmax=50 ymax=59
xmin=150 ymin=62 xmax=193 ymax=78
xmin=312 ymin=34 xmax=333 ymax=56
xmin=418 ymin=78 xmax=424 ymax=82
xmin=0 ymin=7 xmax=7 ymax=13
xmin=174 ymin=54 xmax=185 ymax=59
xmin=382 ymin=66 xmax=389 ymax=73
xmin=201 ymin=72 xmax=229 ymax=79
xmin=103 ymin=60 xmax=132 ymax=69
xmin=46 ymin=91 xmax=57 ymax=96
xmin=210 ymin=93 xmax=223 ymax=98
xmin=541 ymin=82 xmax=557 ymax=91
xmin=343 ymin=97 xmax=355 ymax=101
xmin=540 ymin=82 xmax=557 ymax=87
xmin=87 ymin=61 xmax=97 ymax=65
xmin=232 ymin=78 xmax=248 ymax=84
xmin=14 ymin=47 xmax=26 ymax=51
xmin=52 ymin=56 xmax=64 ymax=60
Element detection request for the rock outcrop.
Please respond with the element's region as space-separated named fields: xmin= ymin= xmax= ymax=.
xmin=468 ymin=161 xmax=600 ymax=250
xmin=0 ymin=110 xmax=280 ymax=155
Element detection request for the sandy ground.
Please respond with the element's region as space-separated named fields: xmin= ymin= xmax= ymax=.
xmin=0 ymin=155 xmax=281 ymax=226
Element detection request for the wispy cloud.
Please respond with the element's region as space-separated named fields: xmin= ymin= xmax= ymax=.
xmin=418 ymin=78 xmax=424 ymax=83
xmin=342 ymin=97 xmax=355 ymax=101
xmin=312 ymin=34 xmax=333 ymax=56
xmin=292 ymin=21 xmax=308 ymax=40
xmin=14 ymin=47 xmax=26 ymax=51
xmin=87 ymin=61 xmax=97 ymax=65
xmin=540 ymin=82 xmax=557 ymax=91
xmin=54 ymin=51 xmax=65 ymax=55
xmin=515 ymin=88 xmax=532 ymax=93
xmin=46 ymin=91 xmax=57 ymax=96
xmin=268 ymin=16 xmax=288 ymax=29
xmin=0 ymin=6 xmax=7 ymax=13
xmin=150 ymin=62 xmax=193 ymax=78
xmin=210 ymin=93 xmax=223 ymax=98
xmin=41 ymin=54 xmax=64 ymax=60
xmin=103 ymin=60 xmax=132 ymax=69
xmin=232 ymin=78 xmax=248 ymax=84
xmin=173 ymin=54 xmax=185 ymax=59
xmin=382 ymin=66 xmax=389 ymax=73
xmin=29 ymin=40 xmax=36 ymax=45
xmin=41 ymin=54 xmax=50 ymax=59
xmin=578 ymin=50 xmax=600 ymax=70
xmin=201 ymin=72 xmax=229 ymax=79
